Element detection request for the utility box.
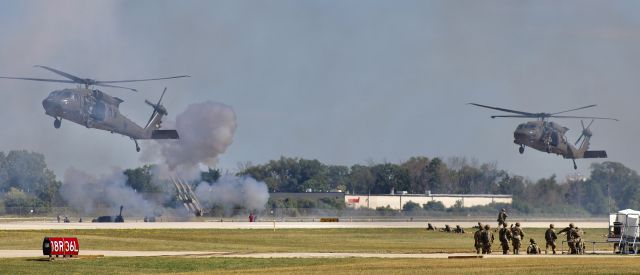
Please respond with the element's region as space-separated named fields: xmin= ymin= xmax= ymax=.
xmin=43 ymin=237 xmax=79 ymax=259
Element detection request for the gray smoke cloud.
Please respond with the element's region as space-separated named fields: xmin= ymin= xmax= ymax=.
xmin=195 ymin=175 xmax=269 ymax=213
xmin=143 ymin=101 xmax=238 ymax=176
xmin=60 ymin=167 xmax=157 ymax=217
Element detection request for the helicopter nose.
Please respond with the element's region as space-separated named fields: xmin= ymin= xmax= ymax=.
xmin=42 ymin=98 xmax=62 ymax=116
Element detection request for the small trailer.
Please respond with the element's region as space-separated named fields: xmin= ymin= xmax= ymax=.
xmin=608 ymin=209 xmax=640 ymax=254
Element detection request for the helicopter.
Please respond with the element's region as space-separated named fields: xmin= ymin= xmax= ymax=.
xmin=469 ymin=103 xmax=618 ymax=169
xmin=0 ymin=66 xmax=189 ymax=152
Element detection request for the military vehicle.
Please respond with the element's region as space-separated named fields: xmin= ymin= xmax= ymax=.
xmin=469 ymin=103 xmax=618 ymax=169
xmin=0 ymin=66 xmax=189 ymax=152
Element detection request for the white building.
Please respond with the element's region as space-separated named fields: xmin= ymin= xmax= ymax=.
xmin=345 ymin=193 xmax=512 ymax=210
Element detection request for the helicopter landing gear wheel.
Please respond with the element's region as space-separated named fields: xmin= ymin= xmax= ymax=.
xmin=519 ymin=145 xmax=524 ymax=154
xmin=54 ymin=118 xmax=61 ymax=129
xmin=134 ymin=139 xmax=140 ymax=152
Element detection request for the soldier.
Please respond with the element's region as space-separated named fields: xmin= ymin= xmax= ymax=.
xmin=545 ymin=224 xmax=558 ymax=254
xmin=444 ymin=224 xmax=452 ymax=233
xmin=455 ymin=225 xmax=465 ymax=234
xmin=426 ymin=223 xmax=436 ymax=231
xmin=575 ymin=227 xmax=585 ymax=255
xmin=526 ymin=238 xmax=541 ymax=254
xmin=559 ymin=223 xmax=581 ymax=254
xmin=474 ymin=222 xmax=483 ymax=254
xmin=481 ymin=224 xmax=494 ymax=254
xmin=497 ymin=208 xmax=508 ymax=227
xmin=498 ymin=223 xmax=511 ymax=254
xmin=510 ymin=222 xmax=525 ymax=255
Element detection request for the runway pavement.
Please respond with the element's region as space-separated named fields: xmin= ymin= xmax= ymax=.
xmin=0 ymin=220 xmax=609 ymax=230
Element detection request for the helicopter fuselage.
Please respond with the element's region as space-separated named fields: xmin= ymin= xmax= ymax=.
xmin=513 ymin=121 xmax=574 ymax=156
xmin=42 ymin=88 xmax=148 ymax=139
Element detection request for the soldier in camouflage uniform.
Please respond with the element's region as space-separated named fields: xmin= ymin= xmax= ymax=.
xmin=559 ymin=223 xmax=581 ymax=254
xmin=473 ymin=222 xmax=483 ymax=254
xmin=510 ymin=222 xmax=525 ymax=255
xmin=544 ymin=224 xmax=558 ymax=254
xmin=481 ymin=224 xmax=494 ymax=254
xmin=498 ymin=223 xmax=511 ymax=254
xmin=497 ymin=208 xmax=508 ymax=228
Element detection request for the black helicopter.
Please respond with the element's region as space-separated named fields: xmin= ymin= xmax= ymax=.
xmin=0 ymin=66 xmax=189 ymax=152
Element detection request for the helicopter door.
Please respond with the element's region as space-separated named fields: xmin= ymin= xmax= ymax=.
xmin=91 ymin=100 xmax=107 ymax=121
xmin=550 ymin=131 xmax=559 ymax=146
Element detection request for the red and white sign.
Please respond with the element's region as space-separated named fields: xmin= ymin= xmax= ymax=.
xmin=45 ymin=237 xmax=79 ymax=256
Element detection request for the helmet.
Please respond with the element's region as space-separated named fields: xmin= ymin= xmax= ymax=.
xmin=569 ymin=223 xmax=574 ymax=228
xmin=501 ymin=208 xmax=506 ymax=212
xmin=484 ymin=224 xmax=490 ymax=230
xmin=478 ymin=222 xmax=482 ymax=227
xmin=550 ymin=224 xmax=554 ymax=228
xmin=516 ymin=222 xmax=520 ymax=226
xmin=502 ymin=223 xmax=508 ymax=228
xmin=530 ymin=238 xmax=536 ymax=244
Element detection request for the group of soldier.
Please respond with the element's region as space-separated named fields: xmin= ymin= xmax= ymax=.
xmin=472 ymin=209 xmax=585 ymax=255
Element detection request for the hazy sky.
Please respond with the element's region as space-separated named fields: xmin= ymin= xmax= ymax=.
xmin=0 ymin=0 xmax=638 ymax=181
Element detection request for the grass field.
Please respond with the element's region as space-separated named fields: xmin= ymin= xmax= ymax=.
xmin=0 ymin=228 xmax=613 ymax=253
xmin=1 ymin=257 xmax=640 ymax=274
xmin=0 ymin=227 xmax=625 ymax=274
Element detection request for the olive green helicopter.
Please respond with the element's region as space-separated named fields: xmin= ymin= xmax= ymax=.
xmin=469 ymin=103 xmax=618 ymax=169
xmin=0 ymin=66 xmax=189 ymax=152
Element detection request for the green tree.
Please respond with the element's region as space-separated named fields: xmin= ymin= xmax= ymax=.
xmin=123 ymin=165 xmax=159 ymax=193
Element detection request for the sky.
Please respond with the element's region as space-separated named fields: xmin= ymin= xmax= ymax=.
xmin=0 ymin=0 xmax=639 ymax=181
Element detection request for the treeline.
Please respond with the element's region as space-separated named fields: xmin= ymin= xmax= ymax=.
xmin=238 ymin=156 xmax=640 ymax=216
xmin=1 ymin=149 xmax=639 ymax=217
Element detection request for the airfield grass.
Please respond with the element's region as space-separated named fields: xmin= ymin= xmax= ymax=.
xmin=0 ymin=228 xmax=624 ymax=274
xmin=0 ymin=228 xmax=613 ymax=253
xmin=2 ymin=257 xmax=640 ymax=274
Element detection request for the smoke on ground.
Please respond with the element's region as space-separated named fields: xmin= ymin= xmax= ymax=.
xmin=60 ymin=167 xmax=157 ymax=217
xmin=195 ymin=175 xmax=269 ymax=214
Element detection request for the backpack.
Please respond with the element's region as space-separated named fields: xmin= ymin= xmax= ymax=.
xmin=481 ymin=230 xmax=490 ymax=243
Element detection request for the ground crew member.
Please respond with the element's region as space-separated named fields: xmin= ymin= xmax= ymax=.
xmin=526 ymin=238 xmax=541 ymax=254
xmin=474 ymin=222 xmax=483 ymax=254
xmin=559 ymin=223 xmax=581 ymax=254
xmin=545 ymin=224 xmax=558 ymax=254
xmin=510 ymin=222 xmax=525 ymax=254
xmin=481 ymin=224 xmax=494 ymax=254
xmin=497 ymin=208 xmax=508 ymax=227
xmin=498 ymin=223 xmax=511 ymax=254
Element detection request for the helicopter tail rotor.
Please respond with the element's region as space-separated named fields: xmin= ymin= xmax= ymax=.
xmin=574 ymin=119 xmax=595 ymax=146
xmin=145 ymin=87 xmax=168 ymax=129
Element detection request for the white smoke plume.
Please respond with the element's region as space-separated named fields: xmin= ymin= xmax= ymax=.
xmin=60 ymin=167 xmax=158 ymax=217
xmin=143 ymin=101 xmax=237 ymax=175
xmin=195 ymin=175 xmax=270 ymax=213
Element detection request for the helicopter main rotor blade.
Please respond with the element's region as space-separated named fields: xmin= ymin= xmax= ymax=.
xmin=34 ymin=65 xmax=85 ymax=83
xmin=0 ymin=76 xmax=75 ymax=84
xmin=93 ymin=83 xmax=138 ymax=92
xmin=97 ymin=75 xmax=190 ymax=84
xmin=489 ymin=115 xmax=539 ymax=119
xmin=551 ymin=115 xmax=619 ymax=121
xmin=468 ymin=103 xmax=535 ymax=116
xmin=551 ymin=104 xmax=597 ymax=115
